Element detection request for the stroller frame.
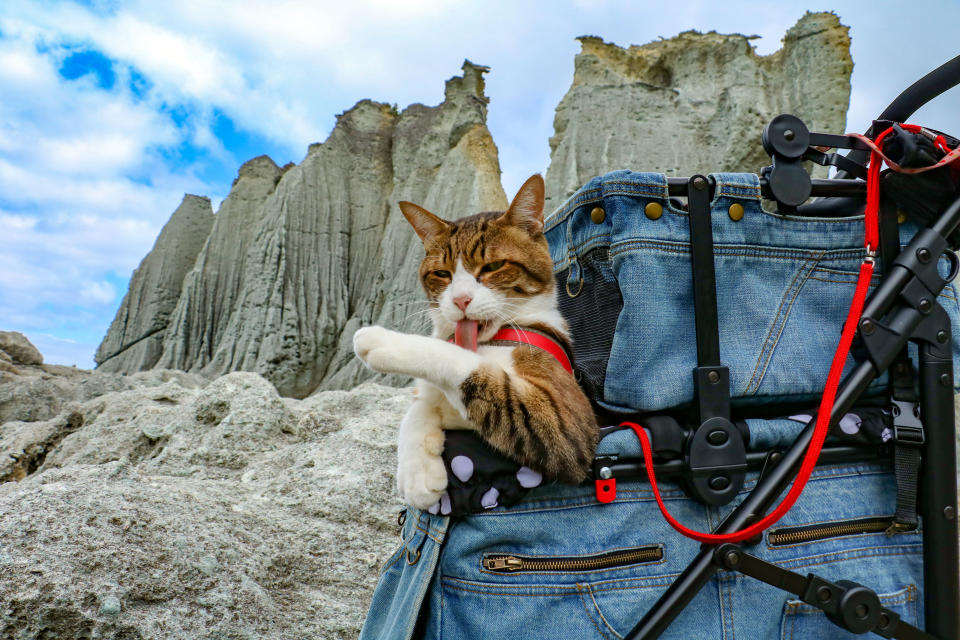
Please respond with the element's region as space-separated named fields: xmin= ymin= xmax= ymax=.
xmin=623 ymin=57 xmax=960 ymax=639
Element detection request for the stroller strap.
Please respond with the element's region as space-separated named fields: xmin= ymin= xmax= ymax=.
xmin=615 ymin=124 xmax=955 ymax=544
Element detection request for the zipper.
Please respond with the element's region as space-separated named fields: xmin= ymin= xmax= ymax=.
xmin=768 ymin=516 xmax=903 ymax=546
xmin=483 ymin=545 xmax=663 ymax=573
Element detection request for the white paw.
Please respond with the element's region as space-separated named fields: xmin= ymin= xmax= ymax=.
xmin=353 ymin=326 xmax=402 ymax=374
xmin=397 ymin=449 xmax=448 ymax=510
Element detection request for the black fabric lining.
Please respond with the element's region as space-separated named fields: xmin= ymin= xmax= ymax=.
xmin=555 ymin=245 xmax=623 ymax=407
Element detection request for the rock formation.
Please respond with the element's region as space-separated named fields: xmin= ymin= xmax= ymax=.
xmin=98 ymin=61 xmax=507 ymax=397
xmin=96 ymin=195 xmax=214 ymax=372
xmin=2 ymin=335 xmax=406 ymax=638
xmin=97 ymin=13 xmax=852 ymax=395
xmin=543 ymin=11 xmax=852 ymax=209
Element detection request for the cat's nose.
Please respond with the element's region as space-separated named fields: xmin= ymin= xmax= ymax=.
xmin=453 ymin=295 xmax=472 ymax=311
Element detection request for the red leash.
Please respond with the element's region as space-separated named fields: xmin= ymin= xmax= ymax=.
xmin=619 ymin=124 xmax=951 ymax=544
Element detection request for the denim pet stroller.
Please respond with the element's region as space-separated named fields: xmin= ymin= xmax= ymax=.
xmin=360 ymin=57 xmax=960 ymax=639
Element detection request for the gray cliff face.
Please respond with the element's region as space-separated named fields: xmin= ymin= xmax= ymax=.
xmin=95 ymin=195 xmax=214 ymax=372
xmin=544 ymin=11 xmax=853 ymax=210
xmin=156 ymin=156 xmax=283 ymax=374
xmin=97 ymin=13 xmax=852 ymax=395
xmin=99 ymin=62 xmax=507 ymax=397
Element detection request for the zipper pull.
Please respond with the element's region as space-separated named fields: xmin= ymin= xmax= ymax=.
xmin=485 ymin=556 xmax=523 ymax=571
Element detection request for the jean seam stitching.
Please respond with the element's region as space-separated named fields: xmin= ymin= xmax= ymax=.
xmin=749 ymin=252 xmax=822 ymax=393
xmin=609 ymin=241 xmax=858 ymax=261
xmin=718 ymin=577 xmax=729 ymax=640
xmin=727 ymin=578 xmax=737 ymax=640
xmin=776 ymin=545 xmax=921 ymax=571
xmin=585 ymin=584 xmax=624 ymax=640
xmin=745 ymin=254 xmax=816 ymax=393
xmin=608 ymin=239 xmax=866 ymax=260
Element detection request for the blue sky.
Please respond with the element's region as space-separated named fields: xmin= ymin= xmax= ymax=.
xmin=2 ymin=0 xmax=959 ymax=369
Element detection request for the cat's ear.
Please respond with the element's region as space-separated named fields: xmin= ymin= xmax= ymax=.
xmin=500 ymin=174 xmax=545 ymax=234
xmin=399 ymin=201 xmax=450 ymax=243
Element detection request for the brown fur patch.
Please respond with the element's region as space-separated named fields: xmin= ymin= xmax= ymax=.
xmin=460 ymin=346 xmax=597 ymax=483
xmin=418 ymin=211 xmax=555 ymax=304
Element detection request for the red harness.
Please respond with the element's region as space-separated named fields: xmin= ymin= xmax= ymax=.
xmin=449 ymin=326 xmax=573 ymax=374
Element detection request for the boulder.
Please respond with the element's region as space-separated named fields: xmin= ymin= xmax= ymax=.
xmin=0 ymin=368 xmax=408 ymax=638
xmin=0 ymin=331 xmax=43 ymax=366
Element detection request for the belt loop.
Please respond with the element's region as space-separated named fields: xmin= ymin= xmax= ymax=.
xmin=565 ymin=210 xmax=584 ymax=298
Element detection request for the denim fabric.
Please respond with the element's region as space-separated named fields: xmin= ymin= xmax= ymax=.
xmin=359 ymin=510 xmax=450 ymax=640
xmin=359 ymin=170 xmax=940 ymax=638
xmin=412 ymin=459 xmax=921 ymax=639
xmin=544 ymin=171 xmax=960 ymax=413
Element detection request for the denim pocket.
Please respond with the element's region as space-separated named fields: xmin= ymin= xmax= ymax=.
xmin=779 ymin=584 xmax=919 ymax=640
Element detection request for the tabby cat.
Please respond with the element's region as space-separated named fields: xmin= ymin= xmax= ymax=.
xmin=353 ymin=174 xmax=597 ymax=509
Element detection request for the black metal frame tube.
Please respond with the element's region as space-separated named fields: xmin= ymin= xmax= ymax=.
xmin=918 ymin=343 xmax=960 ymax=635
xmin=624 ymin=184 xmax=960 ymax=640
xmin=625 ymin=364 xmax=878 ymax=639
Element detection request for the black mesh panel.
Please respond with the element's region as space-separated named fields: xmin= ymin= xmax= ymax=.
xmin=556 ymin=246 xmax=623 ymax=406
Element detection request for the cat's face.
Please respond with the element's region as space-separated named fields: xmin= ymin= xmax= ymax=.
xmin=399 ymin=175 xmax=556 ymax=342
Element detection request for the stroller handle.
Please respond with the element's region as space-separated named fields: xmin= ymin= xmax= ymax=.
xmin=840 ymin=54 xmax=960 ymax=175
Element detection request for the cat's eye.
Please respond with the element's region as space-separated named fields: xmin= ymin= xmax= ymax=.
xmin=481 ymin=260 xmax=506 ymax=273
xmin=432 ymin=270 xmax=452 ymax=279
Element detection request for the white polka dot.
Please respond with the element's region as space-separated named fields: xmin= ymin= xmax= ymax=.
xmin=439 ymin=492 xmax=452 ymax=515
xmin=839 ymin=413 xmax=861 ymax=435
xmin=516 ymin=466 xmax=543 ymax=488
xmin=481 ymin=487 xmax=499 ymax=509
xmin=451 ymin=455 xmax=474 ymax=482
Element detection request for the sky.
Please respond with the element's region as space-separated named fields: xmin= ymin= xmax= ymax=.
xmin=2 ymin=0 xmax=959 ymax=369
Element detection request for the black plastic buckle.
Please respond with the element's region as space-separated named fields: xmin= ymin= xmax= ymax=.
xmin=893 ymin=424 xmax=925 ymax=446
xmin=891 ymin=399 xmax=924 ymax=445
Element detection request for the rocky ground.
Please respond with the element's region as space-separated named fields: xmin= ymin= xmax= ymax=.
xmin=0 ymin=332 xmax=407 ymax=639
xmin=3 ymin=316 xmax=959 ymax=639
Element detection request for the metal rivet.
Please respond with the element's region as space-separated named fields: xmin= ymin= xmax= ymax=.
xmin=644 ymin=202 xmax=663 ymax=220
xmin=707 ymin=370 xmax=721 ymax=384
xmin=709 ymin=475 xmax=730 ymax=491
xmin=945 ymin=506 xmax=956 ymax=520
xmin=693 ymin=176 xmax=709 ymax=191
xmin=724 ymin=550 xmax=741 ymax=567
xmin=941 ymin=373 xmax=952 ymax=387
xmin=855 ymin=604 xmax=869 ymax=619
xmin=817 ymin=586 xmax=832 ymax=603
xmin=860 ymin=319 xmax=875 ymax=335
xmin=783 ymin=129 xmax=795 ymax=141
xmin=879 ymin=613 xmax=891 ymax=629
xmin=599 ymin=466 xmax=613 ymax=480
xmin=728 ymin=203 xmax=744 ymax=221
xmin=590 ymin=207 xmax=606 ymax=224
xmin=919 ymin=298 xmax=932 ymax=314
xmin=938 ymin=330 xmax=949 ymax=344
xmin=917 ymin=248 xmax=932 ymax=263
xmin=707 ymin=430 xmax=728 ymax=446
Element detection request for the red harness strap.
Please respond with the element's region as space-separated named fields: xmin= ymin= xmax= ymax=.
xmin=449 ymin=326 xmax=574 ymax=374
xmin=613 ymin=124 xmax=954 ymax=544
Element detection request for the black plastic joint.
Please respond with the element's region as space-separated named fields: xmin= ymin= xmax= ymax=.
xmin=893 ymin=425 xmax=925 ymax=446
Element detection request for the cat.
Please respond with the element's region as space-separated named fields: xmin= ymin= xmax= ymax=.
xmin=353 ymin=174 xmax=598 ymax=509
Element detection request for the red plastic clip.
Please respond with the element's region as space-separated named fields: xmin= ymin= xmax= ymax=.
xmin=595 ymin=478 xmax=617 ymax=503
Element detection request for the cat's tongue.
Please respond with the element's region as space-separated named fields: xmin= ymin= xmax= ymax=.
xmin=455 ymin=319 xmax=479 ymax=352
